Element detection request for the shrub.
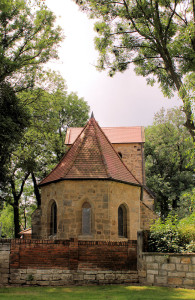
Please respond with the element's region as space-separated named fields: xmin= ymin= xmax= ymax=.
xmin=178 ymin=212 xmax=195 ymax=244
xmin=148 ymin=213 xmax=195 ymax=253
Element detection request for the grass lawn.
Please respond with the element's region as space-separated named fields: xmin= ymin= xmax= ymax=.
xmin=0 ymin=285 xmax=194 ymax=300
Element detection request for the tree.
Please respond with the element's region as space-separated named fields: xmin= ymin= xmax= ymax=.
xmin=75 ymin=0 xmax=195 ymax=140
xmin=0 ymin=0 xmax=63 ymax=184
xmin=3 ymin=73 xmax=90 ymax=238
xmin=0 ymin=0 xmax=63 ymax=91
xmin=0 ymin=83 xmax=29 ymax=187
xmin=0 ymin=204 xmax=14 ymax=238
xmin=145 ymin=107 xmax=195 ymax=218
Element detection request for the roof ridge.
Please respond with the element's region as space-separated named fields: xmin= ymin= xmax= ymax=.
xmin=63 ymin=121 xmax=91 ymax=178
xmin=92 ymin=119 xmax=112 ymax=179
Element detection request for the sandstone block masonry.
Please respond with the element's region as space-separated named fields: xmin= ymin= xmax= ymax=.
xmin=34 ymin=180 xmax=141 ymax=241
xmin=0 ymin=240 xmax=10 ymax=285
xmin=9 ymin=269 xmax=138 ymax=286
xmin=139 ymin=253 xmax=195 ymax=289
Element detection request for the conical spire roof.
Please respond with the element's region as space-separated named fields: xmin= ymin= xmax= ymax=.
xmin=39 ymin=116 xmax=140 ymax=187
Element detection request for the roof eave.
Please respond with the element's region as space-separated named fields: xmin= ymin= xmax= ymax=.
xmin=38 ymin=177 xmax=142 ymax=188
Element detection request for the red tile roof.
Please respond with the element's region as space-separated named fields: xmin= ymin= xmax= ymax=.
xmin=65 ymin=126 xmax=144 ymax=145
xmin=18 ymin=228 xmax=32 ymax=235
xmin=39 ymin=117 xmax=140 ymax=187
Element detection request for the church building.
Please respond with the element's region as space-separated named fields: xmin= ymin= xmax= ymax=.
xmin=32 ymin=115 xmax=156 ymax=241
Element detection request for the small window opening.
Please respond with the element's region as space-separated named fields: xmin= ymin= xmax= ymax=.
xmin=118 ymin=152 xmax=123 ymax=158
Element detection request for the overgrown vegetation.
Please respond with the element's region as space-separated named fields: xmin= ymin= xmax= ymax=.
xmin=148 ymin=212 xmax=195 ymax=253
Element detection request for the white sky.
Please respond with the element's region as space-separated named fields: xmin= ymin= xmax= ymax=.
xmin=45 ymin=0 xmax=182 ymax=127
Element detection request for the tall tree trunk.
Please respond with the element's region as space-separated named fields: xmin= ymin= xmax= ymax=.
xmin=10 ymin=172 xmax=30 ymax=238
xmin=13 ymin=198 xmax=20 ymax=238
xmin=31 ymin=172 xmax=41 ymax=207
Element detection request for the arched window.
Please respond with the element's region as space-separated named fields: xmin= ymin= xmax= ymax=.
xmin=82 ymin=202 xmax=91 ymax=235
xmin=118 ymin=204 xmax=127 ymax=238
xmin=50 ymin=201 xmax=57 ymax=235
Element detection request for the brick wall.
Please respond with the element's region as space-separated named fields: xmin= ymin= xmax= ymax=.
xmin=78 ymin=240 xmax=137 ymax=270
xmin=0 ymin=238 xmax=138 ymax=286
xmin=10 ymin=239 xmax=70 ymax=270
xmin=10 ymin=239 xmax=137 ymax=271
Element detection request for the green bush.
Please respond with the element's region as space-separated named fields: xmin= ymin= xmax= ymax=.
xmin=148 ymin=213 xmax=195 ymax=253
xmin=178 ymin=212 xmax=195 ymax=244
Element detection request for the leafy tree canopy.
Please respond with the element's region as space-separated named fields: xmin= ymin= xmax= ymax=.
xmin=0 ymin=0 xmax=63 ymax=91
xmin=0 ymin=83 xmax=29 ymax=186
xmin=0 ymin=0 xmax=63 ymax=184
xmin=75 ymin=0 xmax=195 ymax=140
xmin=145 ymin=107 xmax=195 ymax=218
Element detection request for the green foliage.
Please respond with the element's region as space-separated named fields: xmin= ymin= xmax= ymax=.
xmin=145 ymin=107 xmax=195 ymax=218
xmin=0 ymin=203 xmax=14 ymax=238
xmin=149 ymin=213 xmax=195 ymax=253
xmin=16 ymin=72 xmax=90 ymax=177
xmin=0 ymin=0 xmax=63 ymax=91
xmin=0 ymin=0 xmax=63 ymax=188
xmin=0 ymin=83 xmax=29 ymax=186
xmin=178 ymin=212 xmax=195 ymax=244
xmin=86 ymin=0 xmax=194 ymax=91
xmin=149 ymin=216 xmax=184 ymax=253
xmin=176 ymin=188 xmax=195 ymax=219
xmin=76 ymin=0 xmax=195 ymax=140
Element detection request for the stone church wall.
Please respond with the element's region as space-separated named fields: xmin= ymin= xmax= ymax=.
xmin=109 ymin=182 xmax=140 ymax=240
xmin=140 ymin=202 xmax=157 ymax=230
xmin=113 ymin=143 xmax=145 ymax=184
xmin=37 ymin=180 xmax=141 ymax=241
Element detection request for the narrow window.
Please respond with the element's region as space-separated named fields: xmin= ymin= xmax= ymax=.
xmin=82 ymin=202 xmax=91 ymax=235
xmin=118 ymin=205 xmax=127 ymax=237
xmin=50 ymin=201 xmax=57 ymax=235
xmin=118 ymin=152 xmax=123 ymax=158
